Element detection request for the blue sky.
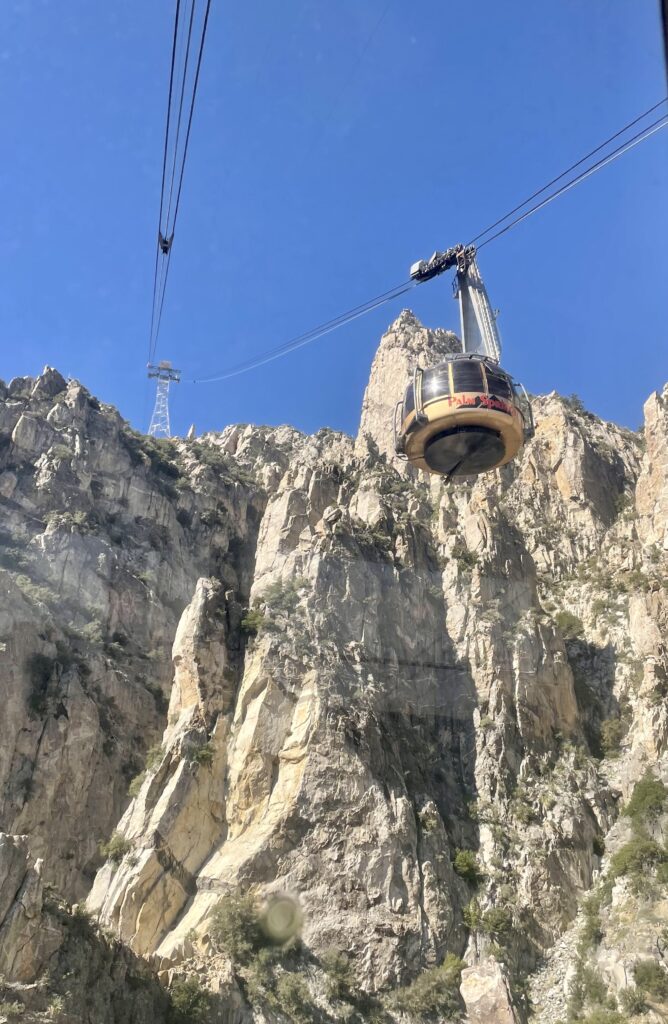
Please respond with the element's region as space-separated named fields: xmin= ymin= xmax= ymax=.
xmin=0 ymin=0 xmax=666 ymax=436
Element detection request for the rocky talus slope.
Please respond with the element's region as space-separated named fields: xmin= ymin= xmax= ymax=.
xmin=0 ymin=311 xmax=666 ymax=1024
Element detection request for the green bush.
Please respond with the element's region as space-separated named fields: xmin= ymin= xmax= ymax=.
xmin=633 ymin=959 xmax=668 ymax=1000
xmin=128 ymin=771 xmax=146 ymax=797
xmin=99 ymin=831 xmax=133 ymax=863
xmin=321 ymin=948 xmax=354 ymax=1001
xmin=0 ymin=1003 xmax=25 ymax=1019
xmin=463 ymin=898 xmax=482 ymax=931
xmin=481 ymin=906 xmax=513 ymax=940
xmin=385 ymin=953 xmax=464 ymax=1018
xmin=145 ymin=744 xmax=165 ymax=772
xmin=240 ymin=608 xmax=266 ymax=637
xmin=210 ymin=892 xmax=263 ymax=964
xmin=623 ymin=770 xmax=668 ymax=828
xmin=609 ymin=836 xmax=666 ymax=882
xmin=599 ymin=718 xmax=624 ymax=758
xmin=619 ymin=986 xmax=648 ymax=1014
xmin=260 ymin=577 xmax=306 ymax=615
xmin=168 ymin=978 xmax=215 ymax=1024
xmin=580 ymin=893 xmax=604 ymax=950
xmin=453 ymin=848 xmax=483 ymax=885
xmin=555 ymin=610 xmax=584 ymax=640
xmin=0 ymin=1002 xmax=25 ymax=1019
xmin=191 ymin=742 xmax=215 ymax=767
xmin=275 ymin=974 xmax=314 ymax=1023
xmin=451 ymin=541 xmax=478 ymax=570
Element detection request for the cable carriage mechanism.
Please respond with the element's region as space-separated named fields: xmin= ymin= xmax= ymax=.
xmin=394 ymin=244 xmax=534 ymax=478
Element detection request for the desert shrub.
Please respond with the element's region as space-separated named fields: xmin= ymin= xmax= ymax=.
xmin=555 ymin=610 xmax=584 ymax=640
xmin=580 ymin=966 xmax=608 ymax=1005
xmin=210 ymin=892 xmax=263 ymax=964
xmin=0 ymin=1003 xmax=25 ymax=1019
xmin=261 ymin=578 xmax=304 ymax=615
xmin=609 ymin=836 xmax=666 ymax=881
xmin=619 ymin=986 xmax=649 ymax=1014
xmin=481 ymin=906 xmax=513 ymax=940
xmin=623 ymin=770 xmax=668 ymax=828
xmin=242 ymin=946 xmax=282 ymax=1003
xmin=47 ymin=994 xmax=65 ymax=1018
xmin=275 ymin=974 xmax=315 ymax=1022
xmin=99 ymin=831 xmax=132 ymax=863
xmin=566 ymin=394 xmax=586 ymax=415
xmin=191 ymin=742 xmax=214 ymax=767
xmin=145 ymin=744 xmax=165 ymax=772
xmin=633 ymin=959 xmax=668 ymax=1000
xmin=168 ymin=978 xmax=215 ymax=1024
xmin=385 ymin=953 xmax=464 ymax=1018
xmin=599 ymin=718 xmax=624 ymax=758
xmin=463 ymin=898 xmax=482 ymax=931
xmin=321 ymin=948 xmax=354 ymax=1001
xmin=451 ymin=541 xmax=478 ymax=570
xmin=128 ymin=771 xmax=146 ymax=797
xmin=579 ymin=894 xmax=604 ymax=950
xmin=453 ymin=848 xmax=483 ymax=885
xmin=240 ymin=608 xmax=266 ymax=637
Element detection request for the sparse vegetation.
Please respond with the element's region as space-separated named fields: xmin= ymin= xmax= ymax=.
xmin=555 ymin=610 xmax=584 ymax=640
xmin=168 ymin=978 xmax=216 ymax=1024
xmin=385 ymin=953 xmax=464 ymax=1018
xmin=618 ymin=986 xmax=649 ymax=1014
xmin=599 ymin=718 xmax=624 ymax=758
xmin=321 ymin=948 xmax=354 ymax=1002
xmin=0 ymin=1003 xmax=25 ymax=1019
xmin=127 ymin=771 xmax=146 ymax=797
xmin=210 ymin=892 xmax=263 ymax=964
xmin=274 ymin=974 xmax=314 ymax=1024
xmin=609 ymin=836 xmax=667 ymax=886
xmin=623 ymin=770 xmax=668 ymax=828
xmin=633 ymin=959 xmax=668 ymax=1000
xmin=240 ymin=608 xmax=266 ymax=637
xmin=145 ymin=744 xmax=165 ymax=772
xmin=191 ymin=741 xmax=215 ymax=767
xmin=451 ymin=540 xmax=478 ymax=570
xmin=453 ymin=848 xmax=483 ymax=886
xmin=99 ymin=831 xmax=133 ymax=863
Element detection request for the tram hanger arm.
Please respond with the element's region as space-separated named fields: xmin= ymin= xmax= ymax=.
xmin=409 ymin=243 xmax=476 ymax=284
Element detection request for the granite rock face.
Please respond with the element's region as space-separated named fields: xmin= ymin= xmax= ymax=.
xmin=1 ymin=314 xmax=667 ymax=1023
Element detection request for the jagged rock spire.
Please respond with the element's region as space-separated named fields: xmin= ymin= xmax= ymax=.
xmin=356 ymin=309 xmax=460 ymax=463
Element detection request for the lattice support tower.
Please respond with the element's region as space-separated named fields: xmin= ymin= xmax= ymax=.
xmin=147 ymin=361 xmax=181 ymax=437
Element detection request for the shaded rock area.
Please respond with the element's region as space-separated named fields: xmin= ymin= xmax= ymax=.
xmin=0 ymin=314 xmax=667 ymax=1023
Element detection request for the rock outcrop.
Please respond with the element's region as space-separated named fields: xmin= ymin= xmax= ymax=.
xmin=0 ymin=313 xmax=667 ymax=1022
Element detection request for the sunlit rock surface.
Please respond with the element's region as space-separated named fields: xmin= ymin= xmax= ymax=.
xmin=0 ymin=315 xmax=667 ymax=1022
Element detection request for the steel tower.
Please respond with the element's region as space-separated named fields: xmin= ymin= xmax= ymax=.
xmin=147 ymin=361 xmax=181 ymax=438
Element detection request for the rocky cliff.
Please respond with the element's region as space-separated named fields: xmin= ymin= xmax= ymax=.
xmin=0 ymin=316 xmax=666 ymax=1024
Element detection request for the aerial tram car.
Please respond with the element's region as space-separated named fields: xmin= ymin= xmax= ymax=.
xmin=394 ymin=244 xmax=534 ymax=479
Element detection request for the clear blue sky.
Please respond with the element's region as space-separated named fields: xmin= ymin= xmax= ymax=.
xmin=1 ymin=0 xmax=666 ymax=436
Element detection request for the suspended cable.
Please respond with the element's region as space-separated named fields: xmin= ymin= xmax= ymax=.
xmin=469 ymin=97 xmax=668 ymax=245
xmin=148 ymin=0 xmax=182 ymax=364
xmin=475 ymin=113 xmax=668 ymax=251
xmin=148 ymin=0 xmax=212 ymax=365
xmin=170 ymin=0 xmax=213 ymax=239
xmin=164 ymin=0 xmax=197 ymax=236
xmin=190 ymin=281 xmax=416 ymax=383
xmin=188 ymin=97 xmax=667 ymax=385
